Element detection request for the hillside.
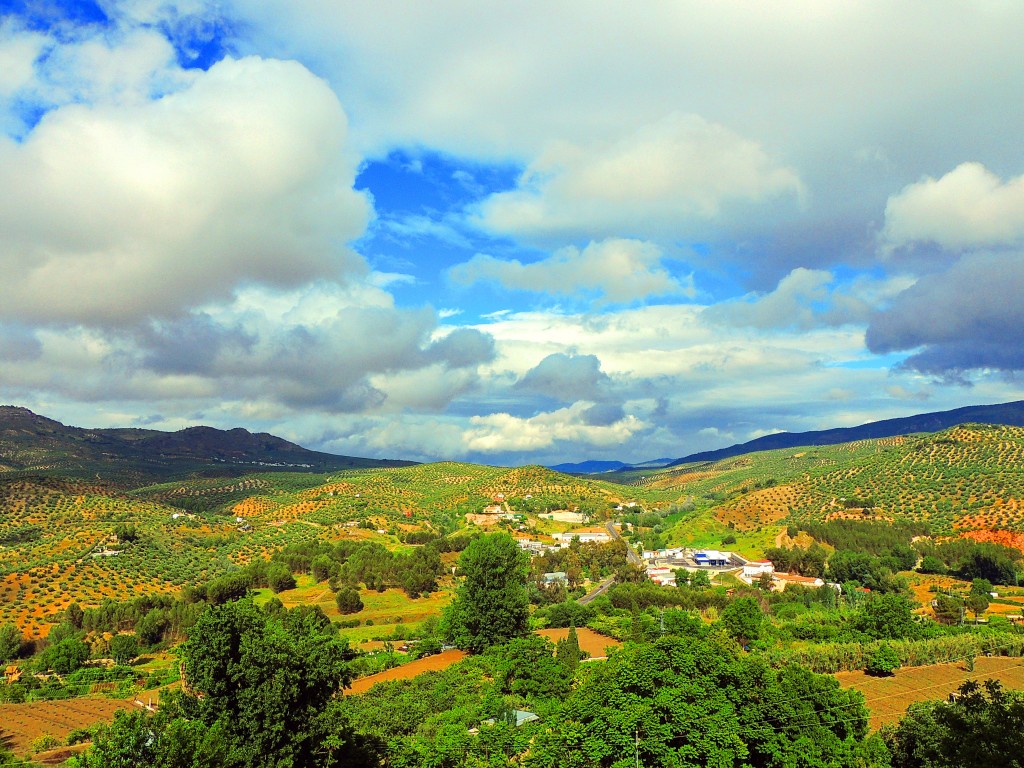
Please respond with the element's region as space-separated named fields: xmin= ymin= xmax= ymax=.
xmin=627 ymin=424 xmax=1024 ymax=545
xmin=0 ymin=406 xmax=414 ymax=486
xmin=662 ymin=400 xmax=1024 ymax=467
xmin=0 ymin=459 xmax=671 ymax=636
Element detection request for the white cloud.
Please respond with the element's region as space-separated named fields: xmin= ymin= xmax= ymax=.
xmin=883 ymin=162 xmax=1024 ymax=251
xmin=37 ymin=29 xmax=188 ymax=106
xmin=0 ymin=25 xmax=46 ymax=98
xmin=0 ymin=55 xmax=370 ymax=325
xmin=703 ymin=268 xmax=833 ymax=330
xmin=474 ymin=114 xmax=803 ymax=242
xmin=450 ymin=238 xmax=688 ymax=303
xmin=464 ymin=402 xmax=647 ymax=453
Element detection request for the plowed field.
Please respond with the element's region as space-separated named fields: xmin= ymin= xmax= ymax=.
xmin=0 ymin=697 xmax=136 ymax=755
xmin=345 ymin=649 xmax=468 ymax=695
xmin=535 ymin=628 xmax=622 ymax=659
xmin=836 ymin=655 xmax=1024 ymax=730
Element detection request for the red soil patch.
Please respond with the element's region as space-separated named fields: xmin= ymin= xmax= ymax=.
xmin=535 ymin=628 xmax=622 ymax=659
xmin=959 ymin=528 xmax=1024 ymax=552
xmin=345 ymin=649 xmax=468 ymax=695
xmin=0 ymin=697 xmax=138 ymax=756
xmin=836 ymin=655 xmax=1024 ymax=730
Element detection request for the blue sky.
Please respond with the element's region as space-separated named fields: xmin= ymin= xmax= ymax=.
xmin=1 ymin=1 xmax=1022 ymax=465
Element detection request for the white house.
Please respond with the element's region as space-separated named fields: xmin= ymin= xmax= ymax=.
xmin=646 ymin=566 xmax=677 ymax=587
xmin=741 ymin=561 xmax=775 ymax=581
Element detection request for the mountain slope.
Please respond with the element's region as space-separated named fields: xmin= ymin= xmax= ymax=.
xmin=0 ymin=406 xmax=414 ymax=485
xmin=666 ymin=400 xmax=1024 ymax=467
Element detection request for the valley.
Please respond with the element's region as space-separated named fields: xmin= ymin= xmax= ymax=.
xmin=3 ymin=407 xmax=1024 ymax=765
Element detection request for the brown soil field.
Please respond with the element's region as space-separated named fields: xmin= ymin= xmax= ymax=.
xmin=535 ymin=628 xmax=623 ymax=659
xmin=836 ymin=655 xmax=1024 ymax=730
xmin=345 ymin=649 xmax=468 ymax=695
xmin=346 ymin=628 xmax=622 ymax=695
xmin=464 ymin=514 xmax=500 ymax=526
xmin=0 ymin=697 xmax=137 ymax=756
xmin=34 ymin=742 xmax=90 ymax=766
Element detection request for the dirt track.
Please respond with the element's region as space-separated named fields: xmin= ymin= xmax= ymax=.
xmin=345 ymin=649 xmax=468 ymax=694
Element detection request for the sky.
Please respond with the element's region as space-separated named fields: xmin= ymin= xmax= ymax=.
xmin=0 ymin=1 xmax=1022 ymax=466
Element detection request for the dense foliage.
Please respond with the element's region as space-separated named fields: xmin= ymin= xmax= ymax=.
xmin=442 ymin=533 xmax=530 ymax=652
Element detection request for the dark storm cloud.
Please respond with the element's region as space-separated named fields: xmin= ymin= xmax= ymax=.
xmin=0 ymin=324 xmax=42 ymax=361
xmin=138 ymin=314 xmax=255 ymax=375
xmin=514 ymin=352 xmax=611 ymax=402
xmin=425 ymin=327 xmax=496 ymax=368
xmin=866 ymin=252 xmax=1024 ymax=376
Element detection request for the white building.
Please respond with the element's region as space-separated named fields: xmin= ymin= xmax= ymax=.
xmin=741 ymin=561 xmax=775 ymax=581
xmin=646 ymin=566 xmax=678 ymax=587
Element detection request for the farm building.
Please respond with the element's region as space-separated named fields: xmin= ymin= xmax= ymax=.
xmin=516 ymin=538 xmax=545 ymax=554
xmin=542 ymin=571 xmax=568 ymax=585
xmin=646 ymin=566 xmax=677 ymax=587
xmin=478 ymin=710 xmax=539 ymax=729
xmin=693 ymin=550 xmax=731 ymax=567
xmin=773 ymin=572 xmax=825 ymax=590
xmin=741 ymin=561 xmax=774 ymax=582
xmin=553 ymin=527 xmax=611 ymax=544
xmin=643 ymin=547 xmax=687 ymax=562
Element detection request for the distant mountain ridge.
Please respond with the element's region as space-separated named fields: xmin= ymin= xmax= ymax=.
xmin=0 ymin=406 xmax=414 ymax=485
xmin=666 ymin=400 xmax=1024 ymax=466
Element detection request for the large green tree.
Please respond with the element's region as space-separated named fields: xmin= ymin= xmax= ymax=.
xmin=0 ymin=624 xmax=22 ymax=663
xmin=443 ymin=533 xmax=530 ymax=653
xmin=525 ymin=635 xmax=873 ymax=768
xmin=180 ymin=599 xmax=354 ymax=767
xmin=887 ymin=679 xmax=1024 ymax=768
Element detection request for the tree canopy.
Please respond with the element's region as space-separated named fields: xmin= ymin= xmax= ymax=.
xmin=443 ymin=532 xmax=530 ymax=652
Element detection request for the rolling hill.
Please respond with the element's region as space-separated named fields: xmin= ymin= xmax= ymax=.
xmin=624 ymin=424 xmax=1024 ymax=547
xmin=0 ymin=405 xmax=414 ymax=486
xmin=664 ymin=400 xmax=1024 ymax=467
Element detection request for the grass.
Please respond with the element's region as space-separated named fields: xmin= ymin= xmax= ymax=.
xmin=666 ymin=509 xmax=779 ymax=558
xmin=253 ymin=577 xmax=453 ymax=645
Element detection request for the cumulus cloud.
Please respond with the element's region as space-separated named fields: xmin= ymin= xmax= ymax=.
xmin=0 ymin=25 xmax=46 ymax=98
xmin=703 ymin=268 xmax=833 ymax=330
xmin=449 ymin=238 xmax=686 ymax=303
xmin=514 ymin=352 xmax=611 ymax=402
xmin=0 ymin=55 xmax=370 ymax=326
xmin=0 ymin=279 xmax=497 ymax=416
xmin=866 ymin=252 xmax=1024 ymax=375
xmin=474 ymin=114 xmax=803 ymax=242
xmin=703 ymin=268 xmax=918 ymax=331
xmin=883 ymin=163 xmax=1024 ymax=252
xmin=463 ymin=402 xmax=647 ymax=453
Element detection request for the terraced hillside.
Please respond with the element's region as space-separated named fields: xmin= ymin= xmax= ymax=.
xmin=0 ymin=462 xmax=674 ymax=636
xmin=633 ymin=424 xmax=1024 ymax=539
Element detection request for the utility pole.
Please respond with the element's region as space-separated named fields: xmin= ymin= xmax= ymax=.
xmin=635 ymin=728 xmax=640 ymax=768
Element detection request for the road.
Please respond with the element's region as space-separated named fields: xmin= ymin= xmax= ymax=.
xmin=578 ymin=576 xmax=615 ymax=605
xmin=577 ymin=521 xmax=647 ymax=604
xmin=606 ymin=520 xmax=644 ymax=567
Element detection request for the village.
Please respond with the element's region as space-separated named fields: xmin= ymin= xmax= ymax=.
xmin=467 ymin=496 xmax=836 ymax=594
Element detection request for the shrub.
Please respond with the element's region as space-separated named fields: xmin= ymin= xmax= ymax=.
xmin=267 ymin=566 xmax=297 ymax=594
xmin=865 ymin=643 xmax=900 ymax=676
xmin=335 ymin=588 xmax=363 ymax=615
